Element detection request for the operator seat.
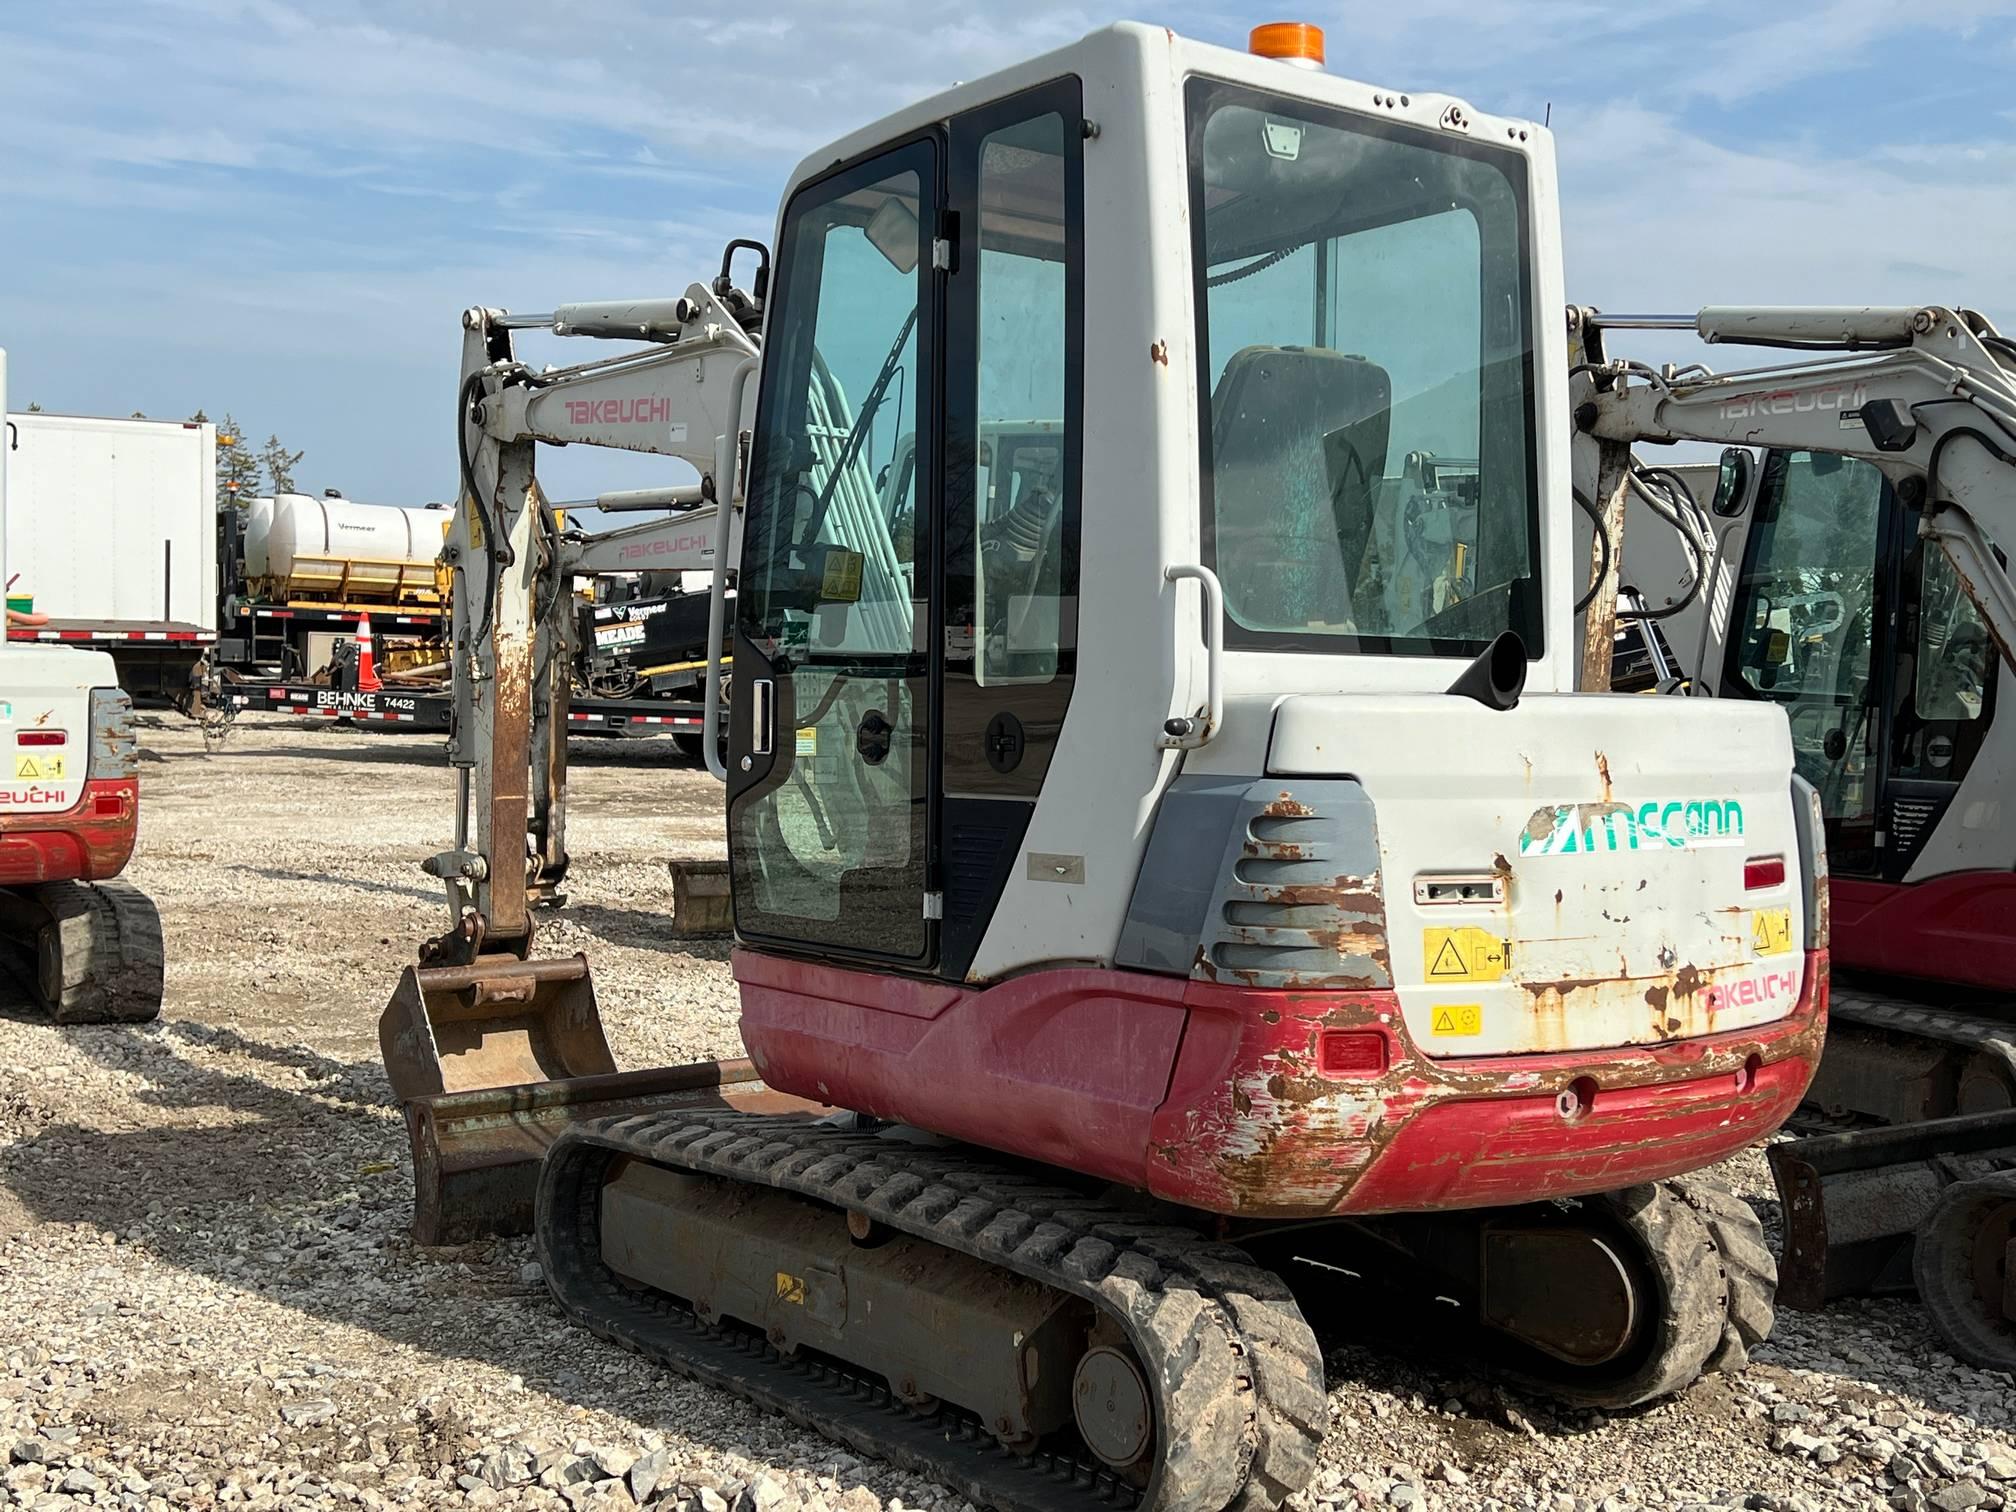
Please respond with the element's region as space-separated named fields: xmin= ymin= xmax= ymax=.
xmin=1207 ymin=346 xmax=1392 ymax=632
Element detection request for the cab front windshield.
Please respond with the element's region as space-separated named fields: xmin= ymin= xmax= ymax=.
xmin=1188 ymin=80 xmax=1542 ymax=656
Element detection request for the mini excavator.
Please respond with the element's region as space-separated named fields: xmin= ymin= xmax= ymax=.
xmin=381 ymin=25 xmax=1830 ymax=1512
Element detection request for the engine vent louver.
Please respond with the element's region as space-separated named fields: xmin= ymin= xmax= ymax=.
xmin=1198 ymin=795 xmax=1391 ymax=991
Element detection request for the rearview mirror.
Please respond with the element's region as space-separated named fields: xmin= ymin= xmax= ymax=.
xmin=1712 ymin=447 xmax=1753 ymax=518
xmin=865 ymin=199 xmax=921 ymax=275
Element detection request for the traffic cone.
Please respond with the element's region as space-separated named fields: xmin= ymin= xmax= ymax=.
xmin=354 ymin=615 xmax=383 ymax=692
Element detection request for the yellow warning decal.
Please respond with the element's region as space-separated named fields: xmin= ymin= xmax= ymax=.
xmin=1751 ymin=907 xmax=1793 ymax=957
xmin=1431 ymin=1004 xmax=1483 ymax=1037
xmin=820 ymin=548 xmax=864 ymax=603
xmin=13 ymin=754 xmax=63 ymax=780
xmin=1423 ymin=927 xmax=1509 ymax=983
xmin=795 ymin=727 xmax=818 ymax=757
xmin=775 ymin=1271 xmax=806 ymax=1305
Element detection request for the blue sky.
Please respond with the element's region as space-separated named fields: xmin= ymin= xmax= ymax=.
xmin=4 ymin=0 xmax=2015 ymax=505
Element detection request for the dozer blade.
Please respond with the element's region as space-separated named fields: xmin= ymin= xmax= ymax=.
xmin=378 ymin=954 xmax=789 ymax=1244
xmin=1767 ymin=1109 xmax=2016 ymax=1309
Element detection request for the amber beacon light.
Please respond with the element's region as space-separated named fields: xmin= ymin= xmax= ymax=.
xmin=1248 ymin=21 xmax=1326 ymax=68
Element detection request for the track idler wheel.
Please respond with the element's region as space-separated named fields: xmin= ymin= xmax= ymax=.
xmin=1913 ymin=1172 xmax=2016 ymax=1371
xmin=1071 ymin=1323 xmax=1154 ymax=1482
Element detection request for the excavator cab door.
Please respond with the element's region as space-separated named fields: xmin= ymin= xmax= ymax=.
xmin=728 ymin=140 xmax=942 ymax=967
xmin=728 ymin=81 xmax=1086 ymax=976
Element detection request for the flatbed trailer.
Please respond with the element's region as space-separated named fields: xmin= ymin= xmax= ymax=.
xmin=218 ymin=677 xmax=707 ymax=737
xmin=217 ymin=599 xmax=443 ymax=672
xmin=5 ymin=621 xmax=217 ymax=703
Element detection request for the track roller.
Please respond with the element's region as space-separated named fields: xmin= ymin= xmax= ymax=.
xmin=0 ymin=879 xmax=164 ymax=1025
xmin=1913 ymin=1171 xmax=2016 ymax=1371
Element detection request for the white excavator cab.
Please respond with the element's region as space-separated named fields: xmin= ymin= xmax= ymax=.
xmin=720 ymin=22 xmax=1819 ymax=1046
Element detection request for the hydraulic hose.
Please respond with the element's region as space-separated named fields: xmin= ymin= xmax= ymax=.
xmin=457 ymin=371 xmax=512 ymax=643
xmin=1617 ymin=468 xmax=1707 ymax=622
xmin=1573 ymin=485 xmax=1611 ymax=615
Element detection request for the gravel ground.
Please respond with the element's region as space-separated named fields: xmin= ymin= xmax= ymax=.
xmin=0 ymin=718 xmax=2010 ymax=1512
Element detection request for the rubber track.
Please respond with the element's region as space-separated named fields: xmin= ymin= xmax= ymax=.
xmin=1669 ymin=1174 xmax=1777 ymax=1376
xmin=1913 ymin=1171 xmax=2016 ymax=1371
xmin=537 ymin=1110 xmax=1325 ymax=1512
xmin=38 ymin=880 xmax=164 ymax=1025
xmin=1830 ymin=989 xmax=2016 ymax=1089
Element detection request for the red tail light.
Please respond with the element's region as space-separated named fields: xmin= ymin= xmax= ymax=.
xmin=1319 ymin=1030 xmax=1388 ymax=1077
xmin=1744 ymin=855 xmax=1786 ymax=890
xmin=16 ymin=730 xmax=64 ymax=746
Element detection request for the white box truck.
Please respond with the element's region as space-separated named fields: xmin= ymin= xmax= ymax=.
xmin=2 ymin=411 xmax=219 ymax=700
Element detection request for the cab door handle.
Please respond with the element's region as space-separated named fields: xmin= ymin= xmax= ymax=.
xmin=751 ymin=678 xmax=775 ymax=756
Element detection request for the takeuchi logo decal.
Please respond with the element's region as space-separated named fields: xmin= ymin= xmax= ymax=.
xmin=1518 ymin=800 xmax=1745 ymax=856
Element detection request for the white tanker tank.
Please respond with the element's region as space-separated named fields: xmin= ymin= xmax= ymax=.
xmin=252 ymin=493 xmax=450 ymax=607
xmin=241 ymin=497 xmax=276 ymax=580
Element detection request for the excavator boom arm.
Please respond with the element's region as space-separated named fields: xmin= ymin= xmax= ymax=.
xmin=431 ymin=287 xmax=759 ymax=958
xmin=1575 ymin=303 xmax=2016 ymax=671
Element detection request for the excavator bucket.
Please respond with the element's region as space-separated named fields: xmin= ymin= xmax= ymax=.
xmin=1768 ymin=1109 xmax=2016 ymax=1308
xmin=380 ymin=954 xmax=616 ymax=1097
xmin=378 ymin=954 xmax=782 ymax=1244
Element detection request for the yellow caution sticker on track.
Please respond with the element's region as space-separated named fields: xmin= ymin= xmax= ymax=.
xmin=1423 ymin=927 xmax=1509 ymax=983
xmin=1751 ymin=907 xmax=1793 ymax=957
xmin=1430 ymin=1004 xmax=1483 ymax=1037
xmin=13 ymin=754 xmax=62 ymax=780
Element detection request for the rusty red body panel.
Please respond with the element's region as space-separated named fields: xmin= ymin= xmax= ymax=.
xmin=736 ymin=948 xmax=1829 ymax=1221
xmin=0 ymin=778 xmax=138 ymax=884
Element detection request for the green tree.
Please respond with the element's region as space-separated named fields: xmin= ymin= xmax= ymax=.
xmin=216 ymin=414 xmax=262 ymax=509
xmin=259 ymin=434 xmax=305 ymax=495
xmin=24 ymin=402 xmax=40 ymax=413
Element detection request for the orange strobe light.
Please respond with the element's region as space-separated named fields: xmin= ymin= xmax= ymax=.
xmin=1249 ymin=21 xmax=1325 ymax=68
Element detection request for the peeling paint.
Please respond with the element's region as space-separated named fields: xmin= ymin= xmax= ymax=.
xmin=1152 ymin=957 xmax=1829 ymax=1217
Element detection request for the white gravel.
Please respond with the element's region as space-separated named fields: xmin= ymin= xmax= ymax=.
xmin=0 ymin=719 xmax=2009 ymax=1512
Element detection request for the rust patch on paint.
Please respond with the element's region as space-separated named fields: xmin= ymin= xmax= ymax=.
xmin=1266 ymin=1072 xmax=1328 ymax=1105
xmin=1149 ymin=339 xmax=1169 ymax=366
xmin=1596 ymin=750 xmax=1613 ymax=803
xmin=1155 ymin=959 xmax=1831 ymax=1220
